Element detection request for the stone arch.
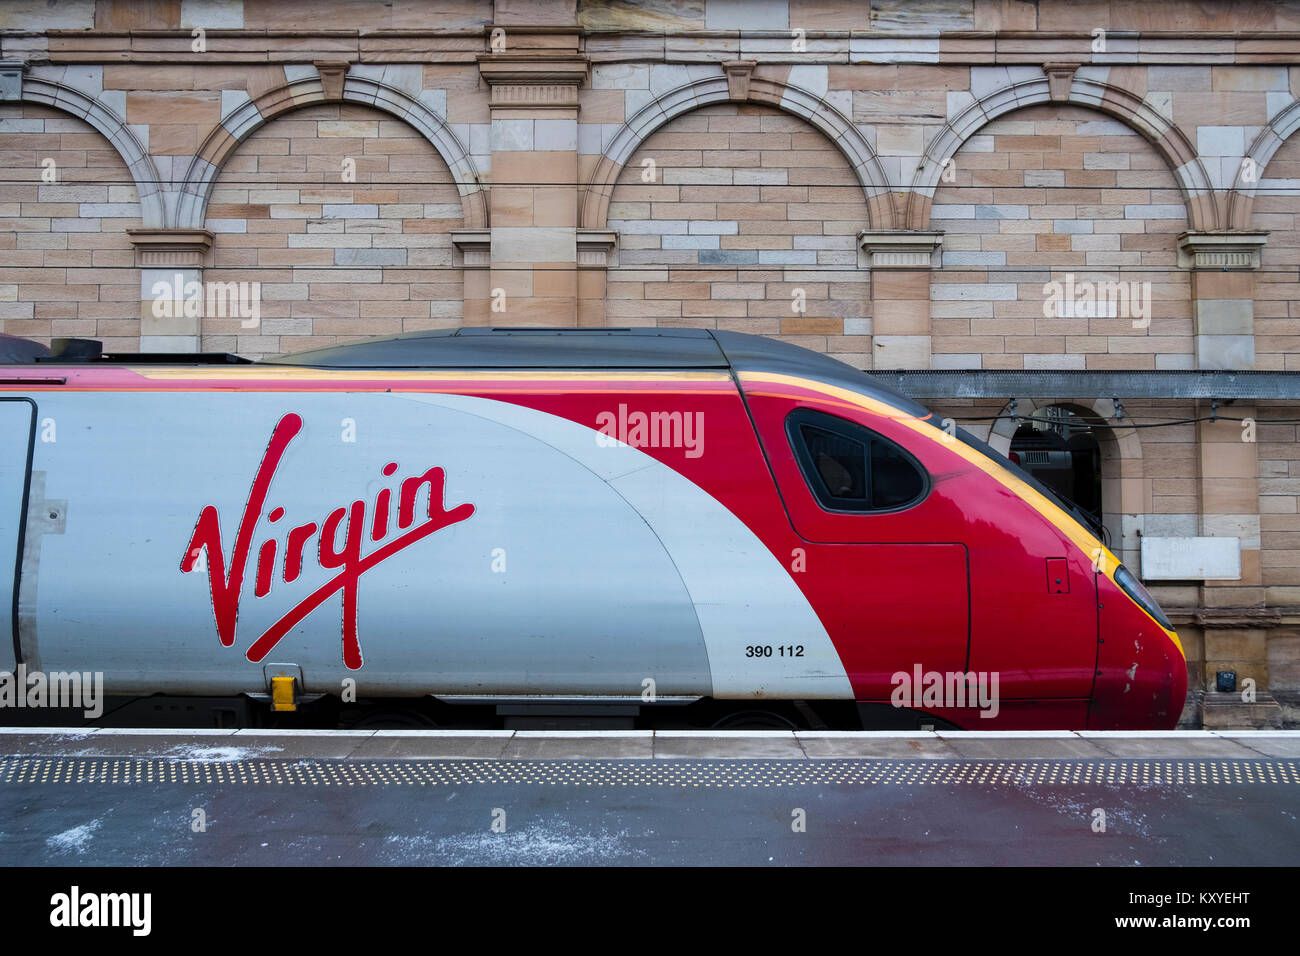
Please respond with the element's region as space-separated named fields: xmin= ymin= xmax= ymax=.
xmin=907 ymin=66 xmax=1216 ymax=232
xmin=988 ymin=397 xmax=1145 ymax=559
xmin=17 ymin=68 xmax=164 ymax=227
xmin=581 ymin=66 xmax=893 ymax=231
xmin=178 ymin=66 xmax=486 ymax=231
xmin=1227 ymin=99 xmax=1300 ymax=229
xmin=199 ymin=100 xmax=467 ymax=357
xmin=0 ymin=101 xmax=147 ymax=351
xmin=601 ymin=100 xmax=872 ymax=349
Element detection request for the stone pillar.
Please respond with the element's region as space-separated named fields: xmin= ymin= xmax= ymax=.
xmin=576 ymin=229 xmax=617 ymax=328
xmin=1178 ymin=231 xmax=1268 ymax=370
xmin=126 ymin=229 xmax=213 ymax=352
xmin=1195 ymin=409 xmax=1281 ymax=724
xmin=450 ymin=229 xmax=491 ymax=326
xmin=858 ymin=231 xmax=943 ymax=369
xmin=1175 ymin=229 xmax=1280 ymax=723
xmin=478 ymin=37 xmax=587 ymax=327
xmin=1198 ymin=408 xmax=1263 ymax=615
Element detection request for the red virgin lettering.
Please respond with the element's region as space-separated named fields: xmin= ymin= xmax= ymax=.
xmin=284 ymin=521 xmax=317 ymax=584
xmin=254 ymin=539 xmax=276 ymax=598
xmin=180 ymin=413 xmax=302 ymax=648
xmin=181 ymin=413 xmax=474 ymax=669
xmin=255 ymin=507 xmax=284 ymax=598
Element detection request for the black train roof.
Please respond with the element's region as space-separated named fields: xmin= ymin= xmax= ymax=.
xmin=263 ymin=327 xmax=930 ymax=416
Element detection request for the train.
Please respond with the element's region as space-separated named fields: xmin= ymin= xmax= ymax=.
xmin=0 ymin=327 xmax=1187 ymax=730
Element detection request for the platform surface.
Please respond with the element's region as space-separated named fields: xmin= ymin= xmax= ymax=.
xmin=2 ymin=729 xmax=1297 ymax=866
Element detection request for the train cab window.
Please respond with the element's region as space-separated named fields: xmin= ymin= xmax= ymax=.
xmin=802 ymin=424 xmax=867 ymax=499
xmin=787 ymin=409 xmax=927 ymax=512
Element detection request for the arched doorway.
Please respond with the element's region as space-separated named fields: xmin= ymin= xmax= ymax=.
xmin=1009 ymin=405 xmax=1104 ymax=525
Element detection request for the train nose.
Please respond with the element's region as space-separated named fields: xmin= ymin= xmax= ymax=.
xmin=1090 ymin=624 xmax=1188 ymax=730
xmin=1090 ymin=571 xmax=1188 ymax=730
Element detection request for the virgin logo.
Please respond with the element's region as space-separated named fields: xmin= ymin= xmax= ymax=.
xmin=180 ymin=413 xmax=474 ymax=669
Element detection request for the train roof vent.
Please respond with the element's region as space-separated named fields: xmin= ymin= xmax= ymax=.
xmin=0 ymin=334 xmax=251 ymax=365
xmin=51 ymin=337 xmax=103 ymax=361
xmin=262 ymin=327 xmax=731 ymax=369
xmin=0 ymin=333 xmax=52 ymax=364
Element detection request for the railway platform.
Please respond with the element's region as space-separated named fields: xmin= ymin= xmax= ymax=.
xmin=1 ymin=728 xmax=1297 ymax=866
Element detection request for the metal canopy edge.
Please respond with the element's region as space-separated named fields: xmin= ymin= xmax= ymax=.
xmin=865 ymin=369 xmax=1300 ymax=401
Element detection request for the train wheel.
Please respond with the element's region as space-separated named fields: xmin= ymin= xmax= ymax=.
xmin=710 ymin=709 xmax=798 ymax=731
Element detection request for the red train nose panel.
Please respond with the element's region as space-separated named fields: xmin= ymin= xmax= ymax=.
xmin=1089 ymin=576 xmax=1187 ymax=729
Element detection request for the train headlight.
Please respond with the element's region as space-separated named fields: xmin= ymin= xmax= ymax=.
xmin=1113 ymin=564 xmax=1174 ymax=632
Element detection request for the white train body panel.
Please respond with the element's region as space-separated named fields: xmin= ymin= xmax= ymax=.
xmin=6 ymin=389 xmax=851 ymax=700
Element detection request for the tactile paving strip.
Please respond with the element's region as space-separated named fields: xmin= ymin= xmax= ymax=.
xmin=1 ymin=757 xmax=1298 ymax=788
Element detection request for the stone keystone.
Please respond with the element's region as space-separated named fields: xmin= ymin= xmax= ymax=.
xmin=314 ymin=61 xmax=351 ymax=102
xmin=723 ymin=61 xmax=757 ymax=102
xmin=1042 ymin=62 xmax=1080 ymax=102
